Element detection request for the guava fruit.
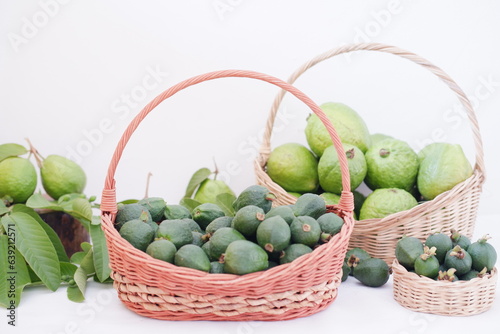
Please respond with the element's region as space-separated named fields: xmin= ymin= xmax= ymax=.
xmin=223 ymin=240 xmax=268 ymax=275
xmin=119 ymin=219 xmax=155 ymax=252
xmin=265 ymin=205 xmax=295 ymax=225
xmin=115 ymin=203 xmax=153 ymax=230
xmin=288 ymin=192 xmax=302 ymax=198
xmin=359 ymin=188 xmax=417 ymax=220
xmin=146 ymin=239 xmax=177 ymax=263
xmin=353 ymin=258 xmax=390 ymax=287
xmin=40 ymin=155 xmax=86 ymax=200
xmin=305 ymin=102 xmax=371 ymax=156
xmin=194 ymin=178 xmax=235 ymax=204
xmin=233 ymin=185 xmax=275 ymax=213
xmin=256 ymin=216 xmax=291 ymax=253
xmin=417 ymin=143 xmax=473 ymax=200
xmin=364 ymin=138 xmax=419 ymax=192
xmin=0 ymin=157 xmax=37 ymax=204
xmin=174 ymin=244 xmax=211 ymax=272
xmin=164 ymin=204 xmax=192 ymax=220
xmin=292 ymin=193 xmax=326 ymax=219
xmin=209 ymin=227 xmax=246 ymax=260
xmin=370 ymin=133 xmax=393 ymax=145
xmin=266 ymin=143 xmax=319 ymax=193
xmin=319 ymin=192 xmax=340 ymax=205
xmin=318 ymin=144 xmax=367 ymax=194
xmin=417 ymin=142 xmax=450 ymax=163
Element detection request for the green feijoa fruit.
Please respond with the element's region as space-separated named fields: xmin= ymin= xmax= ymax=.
xmin=157 ymin=219 xmax=193 ymax=249
xmin=205 ymin=216 xmax=234 ymax=235
xmin=146 ymin=239 xmax=177 ymax=263
xmin=232 ymin=205 xmax=266 ymax=238
xmin=191 ymin=231 xmax=205 ymax=247
xmin=209 ymin=261 xmax=225 ymax=274
xmin=115 ymin=203 xmax=153 ymax=230
xmin=353 ymin=258 xmax=390 ymax=287
xmin=181 ymin=218 xmax=203 ymax=233
xmin=202 ymin=241 xmax=215 ymax=261
xmin=395 ymin=236 xmax=424 ymax=270
xmin=256 ymin=216 xmax=291 ymax=253
xmin=174 ymin=244 xmax=210 ymax=272
xmin=210 ymin=227 xmax=246 ymax=260
xmin=341 ymin=261 xmax=350 ymax=282
xmin=232 ymin=185 xmax=276 ymax=213
xmin=317 ymin=212 xmax=344 ymax=235
xmin=345 ymin=248 xmax=371 ymax=276
xmin=292 ymin=193 xmax=327 ymax=219
xmin=467 ymin=235 xmax=497 ymax=271
xmin=444 ymin=246 xmax=472 ymax=276
xmin=451 ymin=229 xmax=471 ymax=250
xmin=459 ymin=269 xmax=481 ymax=281
xmin=164 ymin=204 xmax=192 ymax=220
xmin=279 ymin=244 xmax=313 ymax=264
xmin=223 ymin=240 xmax=269 ymax=275
xmin=146 ymin=220 xmax=159 ymax=234
xmin=425 ymin=232 xmax=453 ymax=263
xmin=267 ymin=261 xmax=279 ymax=269
xmin=414 ymin=246 xmax=440 ymax=278
xmin=290 ymin=216 xmax=321 ymax=247
xmin=192 ymin=203 xmax=226 ymax=230
xmin=265 ymin=206 xmax=295 ymax=225
xmin=138 ymin=197 xmax=166 ymax=222
xmin=119 ymin=219 xmax=155 ymax=252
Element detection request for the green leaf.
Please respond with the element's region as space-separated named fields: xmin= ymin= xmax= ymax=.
xmin=90 ymin=223 xmax=110 ymax=282
xmin=60 ymin=262 xmax=78 ymax=278
xmin=11 ymin=204 xmax=69 ymax=262
xmin=179 ymin=198 xmax=202 ymax=212
xmin=0 ymin=201 xmax=9 ymax=216
xmin=215 ymin=193 xmax=237 ymax=217
xmin=118 ymin=199 xmax=139 ymax=205
xmin=70 ymin=242 xmax=92 ymax=265
xmin=0 ymin=235 xmax=31 ymax=308
xmin=27 ymin=265 xmax=41 ymax=283
xmin=184 ymin=167 xmax=212 ymax=198
xmin=58 ymin=197 xmax=93 ymax=226
xmin=79 ymin=248 xmax=95 ymax=274
xmin=67 ymin=267 xmax=87 ymax=303
xmin=91 ymin=215 xmax=101 ymax=226
xmin=0 ymin=143 xmax=27 ymax=162
xmin=1 ymin=213 xmax=61 ymax=292
xmin=25 ymin=193 xmax=62 ymax=211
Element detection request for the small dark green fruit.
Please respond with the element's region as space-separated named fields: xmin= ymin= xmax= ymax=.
xmin=223 ymin=240 xmax=268 ymax=275
xmin=174 ymin=244 xmax=210 ymax=272
xmin=353 ymin=258 xmax=390 ymax=287
xmin=146 ymin=239 xmax=176 ymax=263
xmin=290 ymin=216 xmax=321 ymax=247
xmin=292 ymin=193 xmax=327 ymax=219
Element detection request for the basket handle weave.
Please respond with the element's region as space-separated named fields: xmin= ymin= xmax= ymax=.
xmin=100 ymin=70 xmax=353 ymax=215
xmin=258 ymin=42 xmax=485 ymax=174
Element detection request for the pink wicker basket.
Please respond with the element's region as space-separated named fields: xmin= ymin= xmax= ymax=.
xmin=99 ymin=70 xmax=355 ymax=321
xmin=255 ymin=43 xmax=485 ymax=265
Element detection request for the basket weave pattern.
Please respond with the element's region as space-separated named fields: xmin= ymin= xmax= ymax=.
xmin=392 ymin=260 xmax=497 ymax=316
xmin=255 ymin=43 xmax=485 ymax=264
xmin=100 ymin=70 xmax=355 ymax=321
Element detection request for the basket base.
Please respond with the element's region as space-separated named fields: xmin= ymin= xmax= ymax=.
xmin=112 ymin=271 xmax=342 ymax=321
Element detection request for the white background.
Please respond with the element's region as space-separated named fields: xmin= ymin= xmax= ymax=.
xmin=1 ymin=1 xmax=500 ymax=333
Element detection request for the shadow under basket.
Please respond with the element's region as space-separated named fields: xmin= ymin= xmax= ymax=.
xmin=99 ymin=70 xmax=356 ymax=321
xmin=392 ymin=260 xmax=497 ymax=316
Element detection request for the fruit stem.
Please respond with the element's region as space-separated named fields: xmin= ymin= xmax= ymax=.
xmin=479 ymin=234 xmax=491 ymax=244
xmin=346 ymin=148 xmax=355 ymax=159
xmin=144 ymin=172 xmax=152 ymax=199
xmin=25 ymin=138 xmax=44 ymax=168
xmin=213 ymin=157 xmax=219 ymax=181
xmin=379 ymin=148 xmax=390 ymax=158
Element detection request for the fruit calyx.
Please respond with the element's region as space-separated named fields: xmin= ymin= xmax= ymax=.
xmin=302 ymin=224 xmax=311 ymax=232
xmin=347 ymin=254 xmax=360 ymax=268
xmin=449 ymin=245 xmax=466 ymax=259
xmin=477 ymin=267 xmax=488 ymax=278
xmin=346 ymin=148 xmax=355 ymax=159
xmin=264 ymin=243 xmax=274 ymax=252
xmin=437 ymin=268 xmax=457 ymax=282
xmin=477 ymin=234 xmax=492 ymax=244
xmin=266 ymin=192 xmax=277 ymax=202
xmin=320 ymin=232 xmax=332 ymax=243
xmin=420 ymin=246 xmax=437 ymax=261
xmin=256 ymin=212 xmax=266 ymax=221
xmin=379 ymin=148 xmax=390 ymax=158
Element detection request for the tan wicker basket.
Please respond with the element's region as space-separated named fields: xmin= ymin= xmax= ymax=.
xmin=392 ymin=260 xmax=497 ymax=316
xmin=255 ymin=43 xmax=485 ymax=265
xmin=99 ymin=70 xmax=355 ymax=321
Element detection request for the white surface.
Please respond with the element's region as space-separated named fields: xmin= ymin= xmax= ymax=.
xmin=1 ymin=1 xmax=500 ymax=333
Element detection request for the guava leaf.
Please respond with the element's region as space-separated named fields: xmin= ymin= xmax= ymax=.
xmin=117 ymin=199 xmax=139 ymax=205
xmin=1 ymin=213 xmax=61 ymax=291
xmin=0 ymin=235 xmax=31 ymax=308
xmin=11 ymin=204 xmax=69 ymax=262
xmin=26 ymin=193 xmax=93 ymax=227
xmin=0 ymin=143 xmax=27 ymax=162
xmin=70 ymin=242 xmax=92 ymax=265
xmin=67 ymin=266 xmax=87 ymax=303
xmin=184 ymin=168 xmax=212 ymax=198
xmin=90 ymin=223 xmax=110 ymax=282
xmin=0 ymin=201 xmax=9 ymax=216
xmin=215 ymin=193 xmax=237 ymax=217
xmin=60 ymin=262 xmax=77 ymax=278
xmin=25 ymin=193 xmax=61 ymax=211
xmin=91 ymin=215 xmax=101 ymax=226
xmin=179 ymin=198 xmax=202 ymax=212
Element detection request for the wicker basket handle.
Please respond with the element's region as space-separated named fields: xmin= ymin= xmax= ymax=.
xmin=258 ymin=42 xmax=485 ymax=174
xmin=100 ymin=70 xmax=352 ymax=215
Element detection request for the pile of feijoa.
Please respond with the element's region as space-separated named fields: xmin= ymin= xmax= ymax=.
xmin=116 ymin=185 xmax=346 ymax=275
xmin=395 ymin=230 xmax=497 ymax=281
